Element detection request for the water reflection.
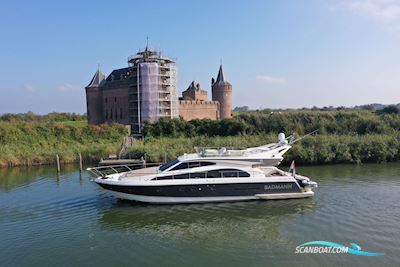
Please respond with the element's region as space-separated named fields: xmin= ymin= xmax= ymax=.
xmin=98 ymin=199 xmax=316 ymax=246
xmin=1 ymin=163 xmax=400 ymax=266
xmin=0 ymin=164 xmax=83 ymax=191
xmin=299 ymin=162 xmax=400 ymax=182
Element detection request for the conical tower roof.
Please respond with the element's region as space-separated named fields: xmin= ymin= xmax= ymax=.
xmin=87 ymin=69 xmax=105 ymax=87
xmin=214 ymin=65 xmax=231 ymax=86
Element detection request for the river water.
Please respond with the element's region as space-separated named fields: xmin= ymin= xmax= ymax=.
xmin=0 ymin=163 xmax=399 ymax=267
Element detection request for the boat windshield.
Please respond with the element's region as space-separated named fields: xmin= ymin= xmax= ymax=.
xmin=159 ymin=159 xmax=180 ymax=172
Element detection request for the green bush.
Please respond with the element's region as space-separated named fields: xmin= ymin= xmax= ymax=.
xmin=0 ymin=121 xmax=127 ymax=167
xmin=126 ymin=134 xmax=400 ymax=165
xmin=143 ymin=111 xmax=400 ymax=137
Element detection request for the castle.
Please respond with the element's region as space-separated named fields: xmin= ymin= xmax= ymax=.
xmin=85 ymin=46 xmax=232 ymax=133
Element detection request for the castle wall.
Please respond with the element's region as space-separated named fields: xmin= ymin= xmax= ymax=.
xmin=85 ymin=87 xmax=104 ymax=125
xmin=102 ymin=88 xmax=131 ymax=125
xmin=179 ymin=100 xmax=220 ymax=120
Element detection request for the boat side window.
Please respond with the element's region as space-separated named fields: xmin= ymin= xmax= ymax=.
xmin=159 ymin=159 xmax=180 ymax=172
xmin=156 ymin=174 xmax=191 ymax=180
xmin=174 ymin=174 xmax=189 ymax=179
xmin=206 ymin=169 xmax=250 ymax=178
xmin=155 ymin=175 xmax=172 ymax=180
xmin=152 ymin=173 xmax=202 ymax=180
xmin=170 ymin=162 xmax=189 ymax=171
xmin=206 ymin=170 xmax=221 ymax=178
xmin=221 ymin=169 xmax=251 ymax=178
xmin=152 ymin=169 xmax=249 ymax=180
xmin=200 ymin=162 xmax=216 ymax=167
xmin=189 ymin=172 xmax=206 ymax=179
xmin=238 ymin=171 xmax=250 ymax=177
xmin=170 ymin=161 xmax=216 ymax=171
xmin=188 ymin=162 xmax=200 ymax=168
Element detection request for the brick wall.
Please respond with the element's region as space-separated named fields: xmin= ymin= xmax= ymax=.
xmin=182 ymin=89 xmax=208 ymax=102
xmin=179 ymin=100 xmax=220 ymax=120
xmin=85 ymin=87 xmax=104 ymax=125
xmin=102 ymin=88 xmax=130 ymax=125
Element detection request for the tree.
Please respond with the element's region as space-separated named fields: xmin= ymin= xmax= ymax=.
xmin=377 ymin=105 xmax=399 ymax=115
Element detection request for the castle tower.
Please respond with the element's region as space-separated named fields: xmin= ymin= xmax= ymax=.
xmin=85 ymin=68 xmax=105 ymax=124
xmin=212 ymin=65 xmax=232 ymax=119
xmin=182 ymin=81 xmax=208 ymax=101
xmin=128 ymin=46 xmax=178 ymax=132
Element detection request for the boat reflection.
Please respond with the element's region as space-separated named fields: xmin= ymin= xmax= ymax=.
xmin=98 ymin=199 xmax=316 ymax=246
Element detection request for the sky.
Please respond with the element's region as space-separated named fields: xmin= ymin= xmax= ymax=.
xmin=1 ymin=0 xmax=400 ymax=114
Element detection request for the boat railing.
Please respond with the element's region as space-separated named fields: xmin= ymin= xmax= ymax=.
xmin=195 ymin=146 xmax=245 ymax=152
xmin=87 ymin=162 xmax=162 ymax=178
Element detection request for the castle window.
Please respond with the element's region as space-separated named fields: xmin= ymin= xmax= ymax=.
xmin=105 ymin=109 xmax=108 ymax=120
xmin=120 ymin=108 xmax=123 ymax=119
xmin=114 ymin=97 xmax=117 ymax=102
xmin=110 ymin=109 xmax=113 ymax=119
xmin=105 ymin=97 xmax=107 ymax=103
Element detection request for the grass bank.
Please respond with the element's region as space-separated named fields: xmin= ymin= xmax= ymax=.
xmin=2 ymin=110 xmax=400 ymax=167
xmin=0 ymin=121 xmax=127 ymax=167
xmin=127 ymin=134 xmax=400 ymax=164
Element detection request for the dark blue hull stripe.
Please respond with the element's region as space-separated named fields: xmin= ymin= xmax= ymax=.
xmin=97 ymin=182 xmax=301 ymax=197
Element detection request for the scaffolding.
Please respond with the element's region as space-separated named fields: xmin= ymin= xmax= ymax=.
xmin=139 ymin=62 xmax=159 ymax=123
xmin=136 ymin=59 xmax=179 ymax=129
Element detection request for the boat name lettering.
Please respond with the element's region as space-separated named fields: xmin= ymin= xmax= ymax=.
xmin=264 ymin=184 xmax=293 ymax=190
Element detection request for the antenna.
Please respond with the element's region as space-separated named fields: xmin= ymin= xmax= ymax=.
xmin=289 ymin=130 xmax=318 ymax=145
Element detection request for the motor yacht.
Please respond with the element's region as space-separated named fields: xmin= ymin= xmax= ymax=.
xmin=88 ymin=133 xmax=317 ymax=204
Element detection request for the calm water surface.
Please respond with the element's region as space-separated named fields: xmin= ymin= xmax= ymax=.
xmin=1 ymin=163 xmax=400 ymax=267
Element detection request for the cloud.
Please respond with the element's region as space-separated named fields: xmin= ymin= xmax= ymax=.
xmin=23 ymin=83 xmax=36 ymax=92
xmin=337 ymin=0 xmax=400 ymax=24
xmin=255 ymin=75 xmax=286 ymax=85
xmin=58 ymin=84 xmax=82 ymax=92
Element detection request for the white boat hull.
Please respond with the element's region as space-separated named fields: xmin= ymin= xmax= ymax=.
xmin=105 ymin=190 xmax=315 ymax=204
xmin=255 ymin=191 xmax=314 ymax=200
xmin=110 ymin=191 xmax=257 ymax=204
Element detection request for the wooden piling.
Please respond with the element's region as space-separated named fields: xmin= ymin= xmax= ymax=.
xmin=79 ymin=153 xmax=83 ymax=172
xmin=56 ymin=154 xmax=60 ymax=173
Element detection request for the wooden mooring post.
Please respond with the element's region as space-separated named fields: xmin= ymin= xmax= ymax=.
xmin=79 ymin=153 xmax=83 ymax=172
xmin=56 ymin=154 xmax=60 ymax=173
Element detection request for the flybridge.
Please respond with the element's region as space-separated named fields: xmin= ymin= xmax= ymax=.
xmin=177 ymin=131 xmax=318 ymax=165
xmin=183 ymin=133 xmax=295 ymax=159
xmin=195 ymin=147 xmax=247 ymax=157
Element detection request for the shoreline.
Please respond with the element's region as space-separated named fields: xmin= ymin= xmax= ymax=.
xmin=1 ymin=111 xmax=399 ymax=168
xmin=2 ymin=133 xmax=399 ymax=168
xmin=0 ymin=160 xmax=394 ymax=169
